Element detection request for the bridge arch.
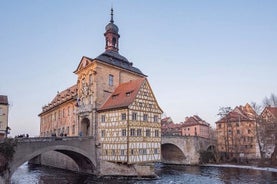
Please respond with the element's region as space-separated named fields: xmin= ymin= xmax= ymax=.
xmin=207 ymin=145 xmax=216 ymax=151
xmin=161 ymin=143 xmax=186 ymax=164
xmin=10 ymin=144 xmax=96 ymax=176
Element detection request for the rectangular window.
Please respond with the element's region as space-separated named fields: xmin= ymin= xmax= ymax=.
xmin=130 ymin=128 xmax=136 ymax=136
xmin=121 ymin=113 xmax=126 ymax=120
xmin=109 ymin=74 xmax=114 ymax=86
xmin=139 ymin=149 xmax=147 ymax=155
xmin=154 ymin=148 xmax=158 ymax=154
xmin=154 ymin=115 xmax=158 ymax=122
xmin=131 ymin=149 xmax=134 ymax=155
xmin=112 ymin=150 xmax=115 ymax=156
xmin=155 ymin=130 xmax=159 ymax=137
xmin=101 ymin=130 xmax=105 ymax=137
xmin=132 ymin=112 xmax=137 ymax=121
xmin=72 ymin=125 xmax=75 ymax=134
xmin=146 ymin=129 xmax=151 ymax=137
xmin=121 ymin=149 xmax=125 ymax=156
xmin=122 ymin=129 xmax=127 ymax=136
xmin=143 ymin=149 xmax=147 ymax=155
xmin=143 ymin=114 xmax=148 ymax=122
xmin=137 ymin=129 xmax=142 ymax=136
xmin=89 ymin=74 xmax=93 ymax=84
xmin=101 ymin=115 xmax=106 ymax=123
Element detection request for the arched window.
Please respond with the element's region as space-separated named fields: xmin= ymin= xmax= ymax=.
xmin=112 ymin=37 xmax=116 ymax=46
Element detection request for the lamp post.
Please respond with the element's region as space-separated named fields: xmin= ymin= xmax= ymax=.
xmin=5 ymin=126 xmax=11 ymax=138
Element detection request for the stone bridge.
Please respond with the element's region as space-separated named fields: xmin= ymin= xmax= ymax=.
xmin=0 ymin=135 xmax=216 ymax=183
xmin=161 ymin=136 xmax=215 ymax=165
xmin=1 ymin=136 xmax=97 ymax=183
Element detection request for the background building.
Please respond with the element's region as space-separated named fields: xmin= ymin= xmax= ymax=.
xmin=0 ymin=95 xmax=9 ymax=139
xmin=216 ymin=103 xmax=260 ymax=160
xmin=259 ymin=106 xmax=277 ymax=159
xmin=161 ymin=117 xmax=181 ymax=136
xmin=181 ymin=115 xmax=210 ymax=139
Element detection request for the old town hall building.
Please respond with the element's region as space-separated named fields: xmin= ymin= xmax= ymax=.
xmin=39 ymin=9 xmax=163 ymax=165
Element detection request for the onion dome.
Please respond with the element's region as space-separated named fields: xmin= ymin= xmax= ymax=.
xmin=105 ymin=8 xmax=119 ymax=33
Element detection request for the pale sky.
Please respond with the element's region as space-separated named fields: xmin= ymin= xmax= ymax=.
xmin=0 ymin=1 xmax=276 ymax=137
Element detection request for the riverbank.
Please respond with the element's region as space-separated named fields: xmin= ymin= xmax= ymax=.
xmin=203 ymin=163 xmax=277 ymax=172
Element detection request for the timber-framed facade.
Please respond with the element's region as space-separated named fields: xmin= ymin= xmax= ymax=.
xmin=98 ymin=78 xmax=162 ymax=164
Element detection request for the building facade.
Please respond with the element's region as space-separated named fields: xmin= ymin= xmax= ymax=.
xmin=161 ymin=117 xmax=182 ymax=136
xmin=215 ymin=103 xmax=260 ymax=159
xmin=181 ymin=115 xmax=210 ymax=139
xmin=259 ymin=106 xmax=277 ymax=158
xmin=39 ymin=9 xmax=163 ymax=165
xmin=0 ymin=95 xmax=9 ymax=139
xmin=98 ymin=78 xmax=162 ymax=164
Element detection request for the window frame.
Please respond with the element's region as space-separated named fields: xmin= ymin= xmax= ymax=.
xmin=109 ymin=74 xmax=114 ymax=86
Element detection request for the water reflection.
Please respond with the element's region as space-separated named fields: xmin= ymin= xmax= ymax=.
xmin=12 ymin=163 xmax=277 ymax=184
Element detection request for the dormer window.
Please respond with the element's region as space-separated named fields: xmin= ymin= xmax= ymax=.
xmin=112 ymin=94 xmax=119 ymax=99
xmin=126 ymin=90 xmax=133 ymax=97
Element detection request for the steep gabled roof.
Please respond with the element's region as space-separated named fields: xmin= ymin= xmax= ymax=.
xmin=182 ymin=115 xmax=209 ymax=127
xmin=216 ymin=103 xmax=256 ymax=123
xmin=261 ymin=106 xmax=277 ymax=119
xmin=74 ymin=52 xmax=146 ymax=77
xmin=0 ymin=95 xmax=8 ymax=105
xmin=98 ymin=78 xmax=145 ymax=111
xmin=39 ymin=84 xmax=77 ymax=115
xmin=96 ymin=51 xmax=145 ymax=76
xmin=267 ymin=107 xmax=277 ymax=118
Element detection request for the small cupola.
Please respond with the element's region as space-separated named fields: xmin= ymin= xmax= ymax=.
xmin=104 ymin=8 xmax=120 ymax=52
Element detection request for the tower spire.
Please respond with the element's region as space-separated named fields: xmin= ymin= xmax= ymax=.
xmin=104 ymin=8 xmax=120 ymax=52
xmin=110 ymin=8 xmax=114 ymax=24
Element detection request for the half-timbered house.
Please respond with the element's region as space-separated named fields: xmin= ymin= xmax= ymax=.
xmin=98 ymin=78 xmax=163 ymax=164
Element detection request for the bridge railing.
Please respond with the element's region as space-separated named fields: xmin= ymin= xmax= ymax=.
xmin=0 ymin=136 xmax=95 ymax=143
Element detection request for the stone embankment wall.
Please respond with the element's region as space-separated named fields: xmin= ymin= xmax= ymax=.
xmin=30 ymin=151 xmax=156 ymax=177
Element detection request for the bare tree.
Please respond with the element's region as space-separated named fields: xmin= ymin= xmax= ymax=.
xmin=263 ymin=93 xmax=277 ymax=107
xmin=251 ymin=102 xmax=264 ymax=159
xmin=217 ymin=106 xmax=232 ymax=160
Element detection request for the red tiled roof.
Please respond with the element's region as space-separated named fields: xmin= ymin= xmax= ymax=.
xmin=182 ymin=115 xmax=209 ymax=127
xmin=161 ymin=117 xmax=174 ymax=124
xmin=266 ymin=106 xmax=277 ymax=118
xmin=216 ymin=103 xmax=256 ymax=123
xmin=0 ymin=95 xmax=8 ymax=105
xmin=98 ymin=78 xmax=145 ymax=111
xmin=40 ymin=84 xmax=77 ymax=113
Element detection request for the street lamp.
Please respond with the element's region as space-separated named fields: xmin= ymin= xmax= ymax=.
xmin=5 ymin=126 xmax=11 ymax=138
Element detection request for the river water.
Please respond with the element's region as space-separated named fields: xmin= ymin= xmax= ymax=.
xmin=11 ymin=163 xmax=277 ymax=184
